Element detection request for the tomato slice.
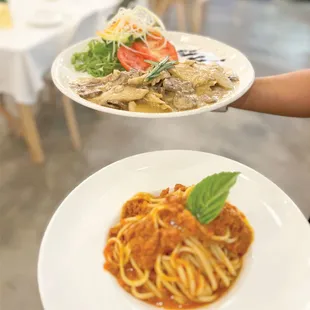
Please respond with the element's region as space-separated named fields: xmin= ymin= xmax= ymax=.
xmin=117 ymin=46 xmax=156 ymax=71
xmin=132 ymin=37 xmax=178 ymax=61
xmin=117 ymin=37 xmax=178 ymax=71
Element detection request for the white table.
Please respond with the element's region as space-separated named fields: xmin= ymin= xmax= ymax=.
xmin=0 ymin=0 xmax=119 ymax=163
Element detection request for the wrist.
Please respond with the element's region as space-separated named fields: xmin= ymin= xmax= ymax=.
xmin=231 ymin=79 xmax=257 ymax=110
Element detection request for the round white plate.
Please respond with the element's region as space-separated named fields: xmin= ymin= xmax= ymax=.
xmin=51 ymin=32 xmax=255 ymax=118
xmin=38 ymin=150 xmax=310 ymax=310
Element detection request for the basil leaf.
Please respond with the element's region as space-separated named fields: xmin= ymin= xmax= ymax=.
xmin=186 ymin=172 xmax=240 ymax=224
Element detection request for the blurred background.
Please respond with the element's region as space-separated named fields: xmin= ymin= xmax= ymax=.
xmin=1 ymin=0 xmax=310 ymax=309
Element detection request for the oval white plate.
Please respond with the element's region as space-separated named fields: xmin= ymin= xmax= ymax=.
xmin=51 ymin=32 xmax=255 ymax=118
xmin=38 ymin=150 xmax=310 ymax=310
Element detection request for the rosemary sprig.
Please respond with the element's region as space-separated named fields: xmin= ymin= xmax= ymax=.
xmin=144 ymin=56 xmax=176 ymax=81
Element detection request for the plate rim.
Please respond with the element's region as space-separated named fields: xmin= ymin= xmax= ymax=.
xmin=38 ymin=149 xmax=310 ymax=309
xmin=51 ymin=31 xmax=255 ymax=118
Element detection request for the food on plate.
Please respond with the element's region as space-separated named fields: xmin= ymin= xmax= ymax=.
xmin=70 ymin=5 xmax=239 ymax=113
xmin=71 ymin=39 xmax=124 ymax=77
xmin=70 ymin=57 xmax=239 ymax=113
xmin=103 ymin=172 xmax=254 ymax=309
xmin=71 ymin=6 xmax=177 ymax=77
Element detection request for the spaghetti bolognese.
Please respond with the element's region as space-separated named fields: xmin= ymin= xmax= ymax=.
xmin=103 ymin=174 xmax=253 ymax=308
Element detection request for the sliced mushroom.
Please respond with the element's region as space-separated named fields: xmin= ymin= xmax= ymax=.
xmin=89 ymin=86 xmax=149 ymax=105
xmin=173 ymin=92 xmax=198 ymax=111
xmin=103 ymin=100 xmax=128 ymax=110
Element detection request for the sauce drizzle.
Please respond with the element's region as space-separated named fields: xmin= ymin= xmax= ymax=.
xmin=178 ymin=49 xmax=226 ymax=63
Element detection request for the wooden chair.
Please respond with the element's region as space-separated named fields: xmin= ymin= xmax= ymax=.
xmin=149 ymin=0 xmax=208 ymax=34
xmin=45 ymin=73 xmax=82 ymax=153
xmin=44 ymin=11 xmax=103 ymax=154
xmin=0 ymin=95 xmax=22 ymax=137
xmin=0 ymin=93 xmax=81 ymax=164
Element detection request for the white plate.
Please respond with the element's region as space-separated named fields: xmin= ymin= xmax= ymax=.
xmin=51 ymin=32 xmax=255 ymax=118
xmin=38 ymin=150 xmax=310 ymax=310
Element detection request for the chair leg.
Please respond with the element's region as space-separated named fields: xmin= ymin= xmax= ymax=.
xmin=0 ymin=106 xmax=22 ymax=137
xmin=17 ymin=103 xmax=44 ymax=164
xmin=62 ymin=95 xmax=81 ymax=150
xmin=175 ymin=0 xmax=187 ymax=32
xmin=48 ymin=82 xmax=58 ymax=104
xmin=153 ymin=0 xmax=172 ymax=18
xmin=148 ymin=0 xmax=156 ymax=11
xmin=191 ymin=0 xmax=207 ymax=34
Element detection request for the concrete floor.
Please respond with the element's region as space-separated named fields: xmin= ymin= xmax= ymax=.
xmin=1 ymin=0 xmax=310 ymax=309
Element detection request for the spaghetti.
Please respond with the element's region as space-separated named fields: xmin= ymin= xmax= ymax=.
xmin=104 ymin=184 xmax=253 ymax=309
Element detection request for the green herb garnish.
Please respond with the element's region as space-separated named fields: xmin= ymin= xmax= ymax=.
xmin=186 ymin=172 xmax=240 ymax=224
xmin=71 ymin=39 xmax=124 ymax=77
xmin=145 ymin=56 xmax=176 ymax=81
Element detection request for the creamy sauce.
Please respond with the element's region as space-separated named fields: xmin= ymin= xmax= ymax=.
xmin=211 ymin=85 xmax=236 ymax=102
xmin=72 ymin=57 xmax=238 ymax=113
xmin=134 ymin=103 xmax=166 ymax=113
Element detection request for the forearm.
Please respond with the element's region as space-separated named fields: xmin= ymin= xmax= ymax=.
xmin=232 ymin=70 xmax=310 ymax=117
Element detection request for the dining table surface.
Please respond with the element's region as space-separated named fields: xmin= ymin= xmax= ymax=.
xmin=0 ymin=0 xmax=120 ymax=104
xmin=0 ymin=0 xmax=120 ymax=164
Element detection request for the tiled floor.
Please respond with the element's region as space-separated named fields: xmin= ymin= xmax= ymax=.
xmin=1 ymin=0 xmax=310 ymax=309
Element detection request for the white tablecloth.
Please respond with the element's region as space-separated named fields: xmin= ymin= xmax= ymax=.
xmin=0 ymin=0 xmax=120 ymax=104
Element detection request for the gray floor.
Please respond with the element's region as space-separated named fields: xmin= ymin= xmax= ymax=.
xmin=1 ymin=0 xmax=310 ymax=309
